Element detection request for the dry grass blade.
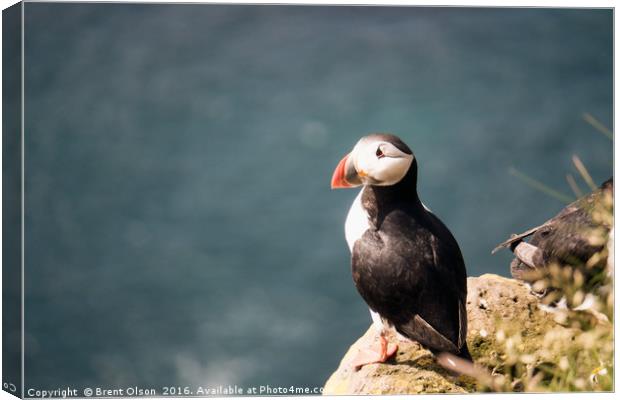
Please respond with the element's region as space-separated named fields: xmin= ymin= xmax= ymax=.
xmin=583 ymin=112 xmax=613 ymax=140
xmin=509 ymin=167 xmax=573 ymax=204
xmin=571 ymin=155 xmax=598 ymax=191
xmin=566 ymin=174 xmax=584 ymax=198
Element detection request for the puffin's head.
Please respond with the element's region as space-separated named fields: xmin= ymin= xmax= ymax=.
xmin=331 ymin=133 xmax=415 ymax=189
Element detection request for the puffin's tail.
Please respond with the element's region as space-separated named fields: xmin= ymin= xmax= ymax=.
xmin=436 ymin=348 xmax=476 ymax=377
xmin=457 ymin=343 xmax=473 ymax=362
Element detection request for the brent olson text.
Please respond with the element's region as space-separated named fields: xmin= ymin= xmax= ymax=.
xmin=93 ymin=387 xmax=157 ymax=396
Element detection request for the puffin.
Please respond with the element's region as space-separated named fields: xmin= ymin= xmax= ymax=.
xmin=494 ymin=178 xmax=613 ymax=286
xmin=331 ymin=133 xmax=471 ymax=369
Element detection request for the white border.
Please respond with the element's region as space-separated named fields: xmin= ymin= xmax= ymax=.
xmin=0 ymin=2 xmax=616 ymax=400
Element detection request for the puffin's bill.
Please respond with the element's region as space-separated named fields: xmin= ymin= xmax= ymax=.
xmin=513 ymin=241 xmax=544 ymax=269
xmin=331 ymin=153 xmax=361 ymax=189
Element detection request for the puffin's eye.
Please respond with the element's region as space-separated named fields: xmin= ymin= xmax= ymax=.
xmin=376 ymin=147 xmax=385 ymax=159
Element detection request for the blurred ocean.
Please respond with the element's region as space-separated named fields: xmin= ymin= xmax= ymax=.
xmin=22 ymin=3 xmax=612 ymax=392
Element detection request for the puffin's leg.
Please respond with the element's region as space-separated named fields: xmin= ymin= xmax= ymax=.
xmin=350 ymin=329 xmax=398 ymax=370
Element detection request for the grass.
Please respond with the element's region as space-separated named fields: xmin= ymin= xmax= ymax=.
xmin=510 ymin=112 xmax=612 ymax=205
xmin=508 ymin=167 xmax=574 ymax=204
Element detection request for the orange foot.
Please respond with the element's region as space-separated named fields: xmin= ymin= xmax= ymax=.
xmin=351 ymin=334 xmax=398 ymax=370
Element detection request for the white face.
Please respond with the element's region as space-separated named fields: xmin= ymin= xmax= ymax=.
xmin=350 ymin=139 xmax=414 ymax=186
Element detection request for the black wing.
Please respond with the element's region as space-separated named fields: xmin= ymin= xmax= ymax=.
xmin=351 ymin=208 xmax=467 ymax=353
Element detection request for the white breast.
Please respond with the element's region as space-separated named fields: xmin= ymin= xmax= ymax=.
xmin=344 ymin=189 xmax=370 ymax=252
xmin=344 ymin=189 xmax=432 ymax=252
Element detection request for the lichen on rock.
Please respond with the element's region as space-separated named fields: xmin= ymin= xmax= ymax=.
xmin=465 ymin=274 xmax=560 ymax=363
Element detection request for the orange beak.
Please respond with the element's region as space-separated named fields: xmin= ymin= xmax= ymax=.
xmin=331 ymin=154 xmax=353 ymax=189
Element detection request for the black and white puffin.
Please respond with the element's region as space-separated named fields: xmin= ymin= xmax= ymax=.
xmin=331 ymin=133 xmax=471 ymax=369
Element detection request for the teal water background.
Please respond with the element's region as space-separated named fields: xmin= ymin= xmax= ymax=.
xmin=22 ymin=3 xmax=612 ymax=392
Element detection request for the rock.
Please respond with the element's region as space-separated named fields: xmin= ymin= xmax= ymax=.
xmin=465 ymin=274 xmax=560 ymax=362
xmin=323 ymin=274 xmax=563 ymax=395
